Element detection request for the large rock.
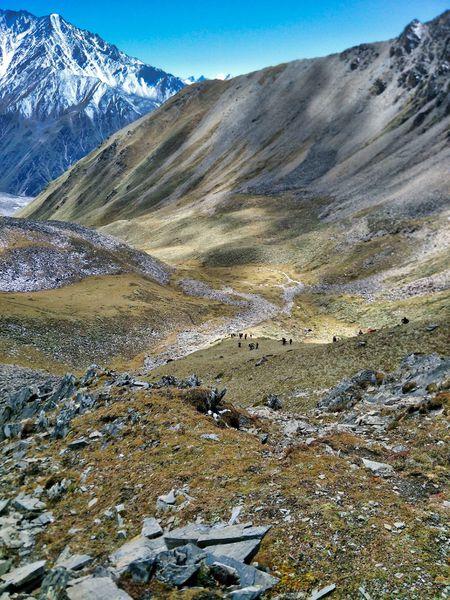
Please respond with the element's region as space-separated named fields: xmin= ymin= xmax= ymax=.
xmin=0 ymin=560 xmax=46 ymax=590
xmin=154 ymin=544 xmax=206 ymax=587
xmin=110 ymin=535 xmax=166 ymax=574
xmin=67 ymin=577 xmax=132 ymax=600
xmin=204 ymin=553 xmax=278 ymax=592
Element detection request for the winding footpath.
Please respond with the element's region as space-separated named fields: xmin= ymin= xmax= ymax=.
xmin=144 ymin=274 xmax=304 ymax=370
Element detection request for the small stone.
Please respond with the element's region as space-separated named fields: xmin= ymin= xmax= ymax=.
xmin=141 ymin=517 xmax=163 ymax=539
xmin=229 ymin=586 xmax=265 ymax=599
xmin=394 ymin=522 xmax=405 ymax=529
xmin=362 ymin=458 xmax=395 ymax=477
xmin=201 ymin=433 xmax=220 ymax=441
xmin=156 ymin=489 xmax=177 ymax=510
xmin=67 ymin=438 xmax=89 ymax=450
xmin=87 ymin=498 xmax=98 ymax=508
xmin=310 ymin=583 xmax=336 ymax=599
xmin=266 ymin=394 xmax=282 ymax=411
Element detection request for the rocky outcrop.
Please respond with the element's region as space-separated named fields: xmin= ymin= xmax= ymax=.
xmin=0 ymin=217 xmax=172 ymax=291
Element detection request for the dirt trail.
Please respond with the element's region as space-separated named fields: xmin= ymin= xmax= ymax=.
xmin=144 ymin=275 xmax=303 ymax=370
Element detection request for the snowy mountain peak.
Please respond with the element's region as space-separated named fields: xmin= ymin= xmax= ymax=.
xmin=0 ymin=8 xmax=186 ymax=195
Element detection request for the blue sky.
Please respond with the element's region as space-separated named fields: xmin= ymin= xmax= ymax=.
xmin=2 ymin=0 xmax=448 ymax=78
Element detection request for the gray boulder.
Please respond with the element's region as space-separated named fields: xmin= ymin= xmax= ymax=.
xmin=38 ymin=567 xmax=70 ymax=600
xmin=110 ymin=535 xmax=166 ymax=574
xmin=204 ymin=553 xmax=278 ymax=592
xmin=154 ymin=544 xmax=206 ymax=587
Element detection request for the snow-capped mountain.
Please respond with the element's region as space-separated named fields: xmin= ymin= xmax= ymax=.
xmin=0 ymin=8 xmax=185 ymax=195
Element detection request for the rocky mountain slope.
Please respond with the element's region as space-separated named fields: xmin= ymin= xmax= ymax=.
xmin=0 ymin=217 xmax=171 ymax=292
xmin=0 ymin=9 xmax=185 ymax=196
xmin=24 ymin=11 xmax=449 ymax=226
xmin=0 ymin=350 xmax=448 ymax=598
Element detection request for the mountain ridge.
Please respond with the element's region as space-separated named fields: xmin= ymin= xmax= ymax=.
xmin=23 ymin=10 xmax=449 ymax=228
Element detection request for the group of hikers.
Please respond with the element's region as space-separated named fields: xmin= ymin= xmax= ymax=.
xmin=231 ymin=332 xmax=292 ymax=350
xmin=230 ymin=316 xmax=411 ymax=351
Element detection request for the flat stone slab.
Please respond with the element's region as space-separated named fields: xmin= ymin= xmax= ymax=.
xmin=141 ymin=517 xmax=163 ymax=539
xmin=206 ymin=539 xmax=261 ymax=563
xmin=67 ymin=576 xmax=132 ymax=599
xmin=56 ymin=554 xmax=93 ymax=571
xmin=12 ymin=494 xmax=46 ymax=513
xmin=197 ymin=525 xmax=271 ymax=547
xmin=110 ymin=535 xmax=166 ymax=573
xmin=1 ymin=560 xmax=46 ymax=590
xmin=164 ymin=523 xmax=211 ymax=549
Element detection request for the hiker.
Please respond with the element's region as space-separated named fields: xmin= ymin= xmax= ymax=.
xmin=244 ymin=333 xmax=248 ymax=340
xmin=282 ymin=337 xmax=287 ymax=345
xmin=239 ymin=333 xmax=243 ymax=339
xmin=238 ymin=341 xmax=242 ymax=348
xmin=249 ymin=343 xmax=255 ymax=350
xmin=289 ymin=338 xmax=292 ymax=345
xmin=358 ymin=329 xmax=363 ymax=335
xmin=256 ymin=342 xmax=259 ymax=349
xmin=401 ymin=317 xmax=409 ymax=324
xmin=333 ymin=335 xmax=337 ymax=343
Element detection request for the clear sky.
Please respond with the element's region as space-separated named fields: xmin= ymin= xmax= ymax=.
xmin=2 ymin=0 xmax=448 ymax=78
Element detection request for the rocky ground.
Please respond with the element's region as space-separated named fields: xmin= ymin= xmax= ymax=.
xmin=0 ymin=350 xmax=448 ymax=599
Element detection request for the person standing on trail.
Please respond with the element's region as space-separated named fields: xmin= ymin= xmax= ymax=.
xmin=238 ymin=341 xmax=242 ymax=348
xmin=333 ymin=335 xmax=337 ymax=343
xmin=239 ymin=333 xmax=243 ymax=339
xmin=282 ymin=337 xmax=287 ymax=345
xmin=256 ymin=342 xmax=259 ymax=350
xmin=289 ymin=338 xmax=292 ymax=345
xmin=244 ymin=333 xmax=248 ymax=340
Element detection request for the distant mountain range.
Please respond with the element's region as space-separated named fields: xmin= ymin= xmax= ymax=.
xmin=0 ymin=8 xmax=186 ymax=196
xmin=25 ymin=11 xmax=450 ymax=231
